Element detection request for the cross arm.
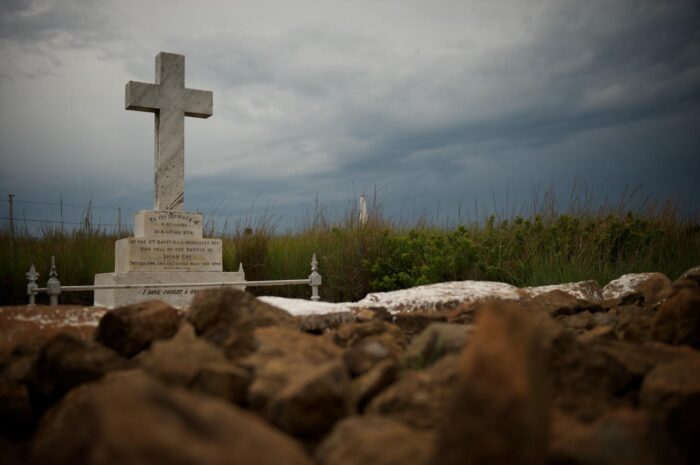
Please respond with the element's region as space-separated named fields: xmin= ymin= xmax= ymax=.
xmin=125 ymin=81 xmax=160 ymax=112
xmin=184 ymin=88 xmax=213 ymax=118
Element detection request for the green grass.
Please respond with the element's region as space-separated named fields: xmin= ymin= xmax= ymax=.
xmin=1 ymin=190 xmax=698 ymax=306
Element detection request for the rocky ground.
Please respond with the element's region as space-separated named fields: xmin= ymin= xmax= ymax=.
xmin=1 ymin=267 xmax=699 ymax=465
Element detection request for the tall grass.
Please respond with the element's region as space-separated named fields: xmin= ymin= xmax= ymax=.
xmin=1 ymin=188 xmax=698 ymax=306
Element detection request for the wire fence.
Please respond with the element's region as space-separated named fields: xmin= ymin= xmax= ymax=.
xmin=2 ymin=194 xmax=139 ymax=235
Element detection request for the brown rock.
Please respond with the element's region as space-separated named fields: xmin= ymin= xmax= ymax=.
xmin=139 ymin=324 xmax=250 ymax=404
xmin=299 ymin=312 xmax=356 ymax=333
xmin=549 ymin=408 xmax=657 ymax=465
xmin=315 ymin=415 xmax=435 ymax=465
xmin=0 ymin=378 xmax=33 ymax=440
xmin=602 ymin=272 xmax=673 ymax=306
xmin=547 ymin=330 xmax=634 ymax=422
xmin=242 ymin=327 xmax=349 ymax=436
xmin=365 ymin=353 xmax=461 ymax=429
xmin=268 ymin=359 xmax=352 ymax=436
xmin=29 ymin=369 xmax=312 ymax=465
xmin=577 ymin=325 xmax=616 ymax=344
xmin=343 ymin=338 xmax=396 ymax=376
xmin=672 ymin=265 xmax=700 ymax=290
xmin=651 ymin=287 xmax=700 ymax=349
xmin=25 ymin=332 xmax=129 ymax=415
xmin=432 ymin=303 xmax=550 ymax=465
xmin=331 ymin=320 xmax=407 ymax=350
xmin=403 ymin=323 xmax=473 ymax=369
xmin=351 ymin=358 xmax=399 ymax=410
xmin=556 ymin=310 xmax=597 ymax=333
xmin=94 ymin=300 xmax=180 ymax=358
xmin=528 ymin=289 xmax=603 ymax=317
xmin=612 ymin=303 xmax=656 ymax=343
xmin=640 ymin=358 xmax=700 ymax=465
xmin=392 ymin=313 xmax=449 ymax=335
xmin=187 ymin=288 xmax=298 ymax=359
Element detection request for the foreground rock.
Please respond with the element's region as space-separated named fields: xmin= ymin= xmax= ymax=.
xmin=602 ymin=272 xmax=673 ymax=306
xmin=433 ymin=303 xmax=550 ymax=465
xmin=652 ymin=286 xmax=700 ymax=349
xmin=94 ymin=300 xmax=180 ymax=358
xmin=316 ymin=415 xmax=434 ymax=465
xmin=30 ymin=369 xmax=313 ymax=465
xmin=26 ymin=333 xmax=129 ymax=415
xmin=139 ymin=324 xmax=250 ymax=404
xmin=640 ymin=357 xmax=700 ymax=465
xmin=187 ymin=288 xmax=298 ymax=359
xmin=242 ymin=326 xmax=351 ymax=436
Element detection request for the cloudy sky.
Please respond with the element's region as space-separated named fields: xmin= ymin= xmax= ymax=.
xmin=1 ymin=0 xmax=698 ymax=231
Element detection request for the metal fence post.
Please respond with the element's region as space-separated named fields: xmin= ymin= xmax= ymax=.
xmin=26 ymin=264 xmax=39 ymax=305
xmin=309 ymin=253 xmax=322 ymax=301
xmin=46 ymin=256 xmax=61 ymax=306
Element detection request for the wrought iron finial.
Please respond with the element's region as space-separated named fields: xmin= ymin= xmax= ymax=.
xmin=49 ymin=255 xmax=58 ymax=279
xmin=46 ymin=255 xmax=61 ymax=306
xmin=309 ymin=253 xmax=322 ymax=301
xmin=26 ymin=264 xmax=39 ymax=305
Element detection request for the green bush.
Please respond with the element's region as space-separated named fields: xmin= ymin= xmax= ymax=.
xmin=365 ymin=226 xmax=478 ymax=291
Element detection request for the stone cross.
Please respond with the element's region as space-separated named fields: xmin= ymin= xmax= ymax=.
xmin=125 ymin=52 xmax=213 ymax=211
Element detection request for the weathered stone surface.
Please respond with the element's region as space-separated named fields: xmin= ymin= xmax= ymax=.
xmin=392 ymin=313 xmax=449 ymax=335
xmin=0 ymin=377 xmax=33 ymax=440
xmin=331 ymin=320 xmax=408 ymax=359
xmin=139 ymin=324 xmax=250 ymax=404
xmin=188 ymin=288 xmax=298 ymax=359
xmin=0 ymin=305 xmax=104 ymax=356
xmin=640 ymin=358 xmax=700 ymax=465
xmin=26 ymin=333 xmax=129 ymax=415
xmin=115 ymin=237 xmax=223 ymax=272
xmin=603 ymin=272 xmax=673 ymax=305
xmin=365 ymin=353 xmax=461 ymax=429
xmin=549 ymin=408 xmax=656 ymax=465
xmin=94 ymin=270 xmax=245 ymax=308
xmin=299 ymin=312 xmax=357 ymax=333
xmin=29 ymin=369 xmax=312 ymax=465
xmin=556 ymin=310 xmax=597 ymax=333
xmin=577 ymin=325 xmax=616 ymax=343
xmin=125 ymin=52 xmax=212 ymax=212
xmin=139 ymin=323 xmax=225 ymax=382
xmin=189 ymin=361 xmax=250 ymax=406
xmin=315 ymin=415 xmax=435 ymax=465
xmin=547 ymin=330 xmax=634 ymax=422
xmin=403 ymin=323 xmax=473 ymax=368
xmin=268 ymin=359 xmax=352 ymax=436
xmin=242 ymin=326 xmax=349 ymax=435
xmin=134 ymin=210 xmax=203 ymax=239
xmin=344 ymin=338 xmax=396 ymax=376
xmin=351 ymin=358 xmax=399 ymax=410
xmin=526 ymin=289 xmax=603 ymax=317
xmin=651 ymin=287 xmax=700 ymax=349
xmin=612 ymin=303 xmax=656 ymax=343
xmin=94 ymin=300 xmax=180 ymax=358
xmin=433 ymin=304 xmax=550 ymax=465
xmin=525 ymin=280 xmax=603 ymax=303
xmin=673 ymin=266 xmax=700 ymax=290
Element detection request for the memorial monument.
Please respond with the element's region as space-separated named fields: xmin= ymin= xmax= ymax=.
xmin=94 ymin=52 xmax=244 ymax=308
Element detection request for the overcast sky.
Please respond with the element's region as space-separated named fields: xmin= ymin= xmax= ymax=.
xmin=1 ymin=0 xmax=698 ymax=231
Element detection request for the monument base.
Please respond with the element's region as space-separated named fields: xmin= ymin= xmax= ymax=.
xmin=94 ymin=271 xmax=245 ymax=308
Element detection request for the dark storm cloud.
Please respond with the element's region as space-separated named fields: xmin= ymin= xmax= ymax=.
xmin=0 ymin=0 xmax=698 ymax=232
xmin=0 ymin=0 xmax=117 ymax=44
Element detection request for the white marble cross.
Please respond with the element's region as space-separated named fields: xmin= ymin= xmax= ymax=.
xmin=125 ymin=52 xmax=212 ymax=211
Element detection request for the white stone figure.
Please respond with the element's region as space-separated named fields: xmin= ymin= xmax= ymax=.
xmin=359 ymin=193 xmax=368 ymax=227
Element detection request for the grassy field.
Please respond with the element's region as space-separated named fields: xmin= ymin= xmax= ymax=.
xmin=1 ymin=190 xmax=698 ymax=306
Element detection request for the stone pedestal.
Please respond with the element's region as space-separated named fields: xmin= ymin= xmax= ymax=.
xmin=94 ymin=210 xmax=243 ymax=308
